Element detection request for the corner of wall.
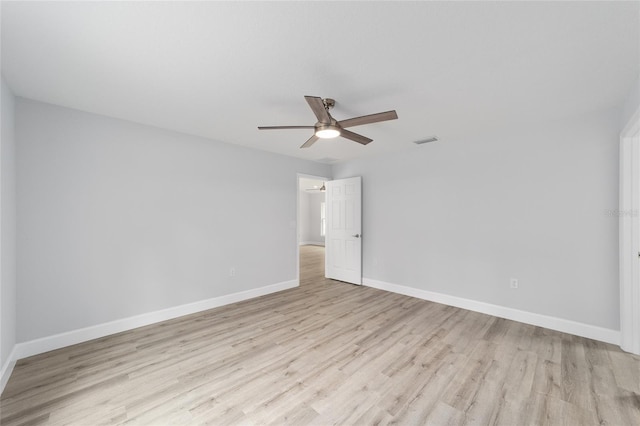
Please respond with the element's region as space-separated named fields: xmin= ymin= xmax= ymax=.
xmin=0 ymin=347 xmax=17 ymax=395
xmin=0 ymin=76 xmax=18 ymax=395
xmin=621 ymin=74 xmax=640 ymax=131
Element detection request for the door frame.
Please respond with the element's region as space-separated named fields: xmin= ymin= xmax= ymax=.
xmin=620 ymin=107 xmax=640 ymax=354
xmin=296 ymin=173 xmax=331 ymax=285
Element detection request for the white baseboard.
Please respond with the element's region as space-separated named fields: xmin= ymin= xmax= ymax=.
xmin=3 ymin=276 xmax=619 ymax=395
xmin=363 ymin=278 xmax=620 ymax=345
xmin=0 ymin=346 xmax=18 ymax=395
xmin=11 ymin=279 xmax=298 ymax=363
xmin=299 ymin=241 xmax=325 ymax=246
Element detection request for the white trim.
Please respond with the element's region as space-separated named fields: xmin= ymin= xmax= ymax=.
xmin=11 ymin=279 xmax=298 ymax=362
xmin=0 ymin=345 xmax=17 ymax=395
xmin=299 ymin=241 xmax=325 ymax=246
xmin=363 ymin=278 xmax=620 ymax=345
xmin=620 ymin=106 xmax=640 ymax=354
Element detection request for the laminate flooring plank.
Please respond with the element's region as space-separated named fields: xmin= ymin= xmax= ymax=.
xmin=378 ymin=343 xmax=456 ymax=417
xmin=531 ymin=359 xmax=563 ymax=399
xmin=386 ymin=351 xmax=463 ymax=424
xmin=423 ymin=401 xmax=465 ymax=426
xmin=608 ymin=349 xmax=640 ymax=394
xmin=264 ymin=404 xmax=319 ymax=426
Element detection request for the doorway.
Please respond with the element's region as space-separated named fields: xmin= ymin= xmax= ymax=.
xmin=296 ymin=174 xmax=364 ymax=287
xmin=297 ymin=174 xmax=330 ymax=285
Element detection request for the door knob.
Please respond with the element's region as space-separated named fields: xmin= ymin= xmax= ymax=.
xmin=353 ymin=234 xmax=361 ymax=238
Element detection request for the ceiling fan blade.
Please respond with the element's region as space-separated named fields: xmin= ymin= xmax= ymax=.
xmin=305 ymin=96 xmax=331 ymax=123
xmin=338 ymin=110 xmax=398 ymax=128
xmin=300 ymin=135 xmax=319 ymax=148
xmin=340 ymin=129 xmax=373 ymax=145
xmin=258 ymin=125 xmax=315 ymax=130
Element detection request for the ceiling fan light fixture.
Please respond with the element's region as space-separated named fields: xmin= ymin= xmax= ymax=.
xmin=315 ymin=125 xmax=341 ymax=139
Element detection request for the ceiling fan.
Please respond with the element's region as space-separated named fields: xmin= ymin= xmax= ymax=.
xmin=258 ymin=96 xmax=398 ymax=148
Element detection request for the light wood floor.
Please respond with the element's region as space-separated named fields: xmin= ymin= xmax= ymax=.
xmin=2 ymin=244 xmax=639 ymax=425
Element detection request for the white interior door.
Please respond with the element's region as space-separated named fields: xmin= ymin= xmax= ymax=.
xmin=325 ymin=176 xmax=362 ymax=285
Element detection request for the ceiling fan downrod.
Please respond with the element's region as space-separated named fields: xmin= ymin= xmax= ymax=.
xmin=322 ymin=98 xmax=335 ymax=111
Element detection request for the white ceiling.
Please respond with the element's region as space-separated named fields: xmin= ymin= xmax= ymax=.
xmin=2 ymin=2 xmax=638 ymax=163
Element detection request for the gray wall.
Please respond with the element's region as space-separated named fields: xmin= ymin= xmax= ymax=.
xmin=307 ymin=192 xmax=325 ymax=244
xmin=1 ymin=77 xmax=17 ymax=366
xmin=299 ymin=190 xmax=310 ymax=243
xmin=299 ymin=191 xmax=325 ymax=245
xmin=16 ymin=98 xmax=330 ymax=342
xmin=333 ymin=106 xmax=621 ymax=330
xmin=621 ymin=75 xmax=640 ymax=129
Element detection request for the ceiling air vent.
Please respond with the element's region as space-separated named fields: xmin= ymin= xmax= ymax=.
xmin=316 ymin=157 xmax=339 ymax=164
xmin=414 ymin=136 xmax=439 ymax=145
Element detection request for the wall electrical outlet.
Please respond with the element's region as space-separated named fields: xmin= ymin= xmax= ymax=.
xmin=510 ymin=278 xmax=519 ymax=289
xmin=230 ymin=267 xmax=236 ymax=277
